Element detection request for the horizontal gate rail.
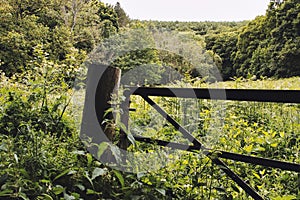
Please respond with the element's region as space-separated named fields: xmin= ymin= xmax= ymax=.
xmin=128 ymin=87 xmax=300 ymax=103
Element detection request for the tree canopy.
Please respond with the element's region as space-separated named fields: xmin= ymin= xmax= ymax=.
xmin=206 ymin=0 xmax=300 ymax=80
xmin=0 ymin=0 xmax=118 ymax=76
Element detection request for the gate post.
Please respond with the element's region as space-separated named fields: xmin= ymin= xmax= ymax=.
xmin=95 ymin=66 xmax=121 ymax=142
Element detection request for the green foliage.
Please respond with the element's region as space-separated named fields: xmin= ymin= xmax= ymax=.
xmin=236 ymin=0 xmax=300 ymax=78
xmin=205 ymin=31 xmax=239 ymax=80
xmin=203 ymin=0 xmax=300 ymax=80
xmin=0 ymin=75 xmax=74 ymax=139
xmin=0 ymin=55 xmax=128 ymax=199
xmin=0 ymin=0 xmax=299 ymax=199
xmin=0 ymin=61 xmax=299 ymax=199
xmin=0 ymin=0 xmax=119 ymax=77
xmin=133 ymin=20 xmax=246 ymax=35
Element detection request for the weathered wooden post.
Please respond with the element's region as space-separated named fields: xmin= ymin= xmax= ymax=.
xmin=81 ymin=63 xmax=121 ymax=164
xmin=81 ymin=63 xmax=132 ymax=165
xmin=95 ymin=66 xmax=121 ymax=142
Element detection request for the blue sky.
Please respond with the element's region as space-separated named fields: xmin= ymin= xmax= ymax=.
xmin=101 ymin=0 xmax=270 ymax=22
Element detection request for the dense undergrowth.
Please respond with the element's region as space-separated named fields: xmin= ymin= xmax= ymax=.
xmin=0 ymin=69 xmax=299 ymax=199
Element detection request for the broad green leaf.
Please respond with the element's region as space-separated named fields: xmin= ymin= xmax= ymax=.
xmin=259 ymin=169 xmax=265 ymax=175
xmin=97 ymin=142 xmax=109 ymax=159
xmin=91 ymin=167 xmax=106 ymax=180
xmin=113 ymin=170 xmax=125 ymax=188
xmin=86 ymin=153 xmax=93 ymax=167
xmin=117 ymin=121 xmax=135 ymax=146
xmin=63 ymin=192 xmax=75 ymax=200
xmin=182 ymin=159 xmax=188 ymax=165
xmin=244 ymin=144 xmax=253 ymax=153
xmin=39 ymin=194 xmax=53 ymax=200
xmin=253 ymin=172 xmax=260 ymax=179
xmin=70 ymin=193 xmax=80 ymax=199
xmin=270 ymin=143 xmax=278 ymax=148
xmin=279 ymin=132 xmax=285 ymax=138
xmin=84 ymin=171 xmax=93 ymax=187
xmin=75 ymin=184 xmax=85 ymax=191
xmin=127 ymin=132 xmax=136 ymax=146
xmin=255 ymin=137 xmax=265 ymax=144
xmin=86 ymin=189 xmax=99 ymax=195
xmin=110 ymin=144 xmax=122 ymax=163
xmin=40 ymin=179 xmax=51 ymax=183
xmin=53 ymin=169 xmax=71 ymax=181
xmin=103 ymin=107 xmax=114 ymax=118
xmin=52 ymin=186 xmax=64 ymax=195
xmin=271 ymin=131 xmax=277 ymax=138
xmin=67 ymin=170 xmax=77 ymax=175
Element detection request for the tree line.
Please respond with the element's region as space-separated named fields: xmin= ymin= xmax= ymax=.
xmin=129 ymin=0 xmax=300 ymax=81
xmin=0 ymin=0 xmax=299 ymax=81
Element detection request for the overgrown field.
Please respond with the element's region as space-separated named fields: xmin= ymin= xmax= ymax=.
xmin=0 ymin=75 xmax=299 ymax=199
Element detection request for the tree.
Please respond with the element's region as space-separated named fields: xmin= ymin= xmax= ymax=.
xmin=114 ymin=2 xmax=130 ymax=27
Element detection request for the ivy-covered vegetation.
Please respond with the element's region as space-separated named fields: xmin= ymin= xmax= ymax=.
xmin=0 ymin=0 xmax=299 ymax=199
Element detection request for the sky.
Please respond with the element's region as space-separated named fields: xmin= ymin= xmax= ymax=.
xmin=101 ymin=0 xmax=271 ymax=22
